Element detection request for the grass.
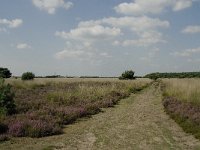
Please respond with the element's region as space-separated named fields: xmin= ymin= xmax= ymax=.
xmin=162 ymin=78 xmax=200 ymax=104
xmin=1 ymin=81 xmax=199 ymax=150
xmin=162 ymin=78 xmax=200 ymax=139
xmin=0 ymin=78 xmax=151 ymax=140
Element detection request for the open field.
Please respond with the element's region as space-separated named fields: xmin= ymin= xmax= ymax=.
xmin=1 ymin=82 xmax=200 ymax=150
xmin=1 ymin=78 xmax=200 ymax=149
xmin=0 ymin=78 xmax=151 ymax=140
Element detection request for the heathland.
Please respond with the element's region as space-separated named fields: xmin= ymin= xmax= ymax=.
xmin=1 ymin=78 xmax=200 ymax=149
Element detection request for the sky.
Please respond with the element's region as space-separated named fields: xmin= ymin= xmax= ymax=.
xmin=0 ymin=0 xmax=200 ymax=77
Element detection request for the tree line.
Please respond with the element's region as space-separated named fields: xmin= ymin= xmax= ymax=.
xmin=144 ymin=72 xmax=200 ymax=80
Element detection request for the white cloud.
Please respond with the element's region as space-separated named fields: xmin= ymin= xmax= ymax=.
xmin=100 ymin=52 xmax=112 ymax=58
xmin=60 ymin=16 xmax=169 ymax=46
xmin=173 ymin=0 xmax=192 ymax=11
xmin=55 ymin=25 xmax=121 ymax=41
xmin=121 ymin=31 xmax=166 ymax=47
xmin=171 ymin=47 xmax=200 ymax=57
xmin=78 ymin=16 xmax=169 ymax=32
xmin=55 ymin=49 xmax=111 ymax=60
xmin=114 ymin=0 xmax=193 ymax=15
xmin=78 ymin=16 xmax=169 ymax=47
xmin=16 ymin=43 xmax=31 ymax=49
xmin=0 ymin=18 xmax=23 ymax=28
xmin=55 ymin=15 xmax=169 ymax=62
xmin=182 ymin=25 xmax=200 ymax=34
xmin=55 ymin=50 xmax=86 ymax=59
xmin=140 ymin=48 xmax=160 ymax=63
xmin=32 ymin=0 xmax=73 ymax=14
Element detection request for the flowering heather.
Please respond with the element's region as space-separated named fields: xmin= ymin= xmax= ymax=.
xmin=0 ymin=79 xmax=150 ymax=139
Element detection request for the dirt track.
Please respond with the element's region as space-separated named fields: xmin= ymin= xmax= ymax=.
xmin=1 ymin=83 xmax=200 ymax=150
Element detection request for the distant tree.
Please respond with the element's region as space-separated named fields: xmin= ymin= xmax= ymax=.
xmin=21 ymin=72 xmax=35 ymax=80
xmin=0 ymin=68 xmax=12 ymax=78
xmin=119 ymin=70 xmax=136 ymax=80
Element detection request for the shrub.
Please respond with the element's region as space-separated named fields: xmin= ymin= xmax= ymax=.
xmin=0 ymin=134 xmax=9 ymax=142
xmin=8 ymin=119 xmax=62 ymax=138
xmin=0 ymin=68 xmax=11 ymax=78
xmin=119 ymin=70 xmax=136 ymax=80
xmin=0 ymin=78 xmax=16 ymax=115
xmin=0 ymin=122 xmax=8 ymax=134
xmin=21 ymin=72 xmax=35 ymax=80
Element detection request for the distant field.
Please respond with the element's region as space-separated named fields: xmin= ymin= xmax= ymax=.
xmin=162 ymin=78 xmax=200 ymax=139
xmin=0 ymin=78 xmax=151 ymax=140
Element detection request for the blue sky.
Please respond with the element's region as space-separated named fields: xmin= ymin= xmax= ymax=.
xmin=0 ymin=0 xmax=200 ymax=76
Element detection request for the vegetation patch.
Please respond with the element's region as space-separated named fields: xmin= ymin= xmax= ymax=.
xmin=0 ymin=79 xmax=151 ymax=140
xmin=145 ymin=72 xmax=200 ymax=79
xmin=119 ymin=70 xmax=136 ymax=80
xmin=162 ymin=79 xmax=200 ymax=139
xmin=163 ymin=97 xmax=200 ymax=139
xmin=21 ymin=72 xmax=35 ymax=81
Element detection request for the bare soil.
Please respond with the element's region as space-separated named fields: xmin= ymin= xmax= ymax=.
xmin=1 ymin=83 xmax=200 ymax=150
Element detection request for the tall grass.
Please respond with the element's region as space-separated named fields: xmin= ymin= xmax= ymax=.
xmin=162 ymin=78 xmax=200 ymax=139
xmin=162 ymin=78 xmax=200 ymax=104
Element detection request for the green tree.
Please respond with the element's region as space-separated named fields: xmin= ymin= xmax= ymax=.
xmin=119 ymin=70 xmax=136 ymax=80
xmin=0 ymin=68 xmax=12 ymax=78
xmin=21 ymin=72 xmax=35 ymax=80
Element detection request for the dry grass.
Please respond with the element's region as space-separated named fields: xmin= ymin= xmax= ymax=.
xmin=162 ymin=78 xmax=200 ymax=104
xmin=1 ymin=82 xmax=200 ymax=150
xmin=0 ymin=78 xmax=151 ymax=139
xmin=162 ymin=78 xmax=200 ymax=139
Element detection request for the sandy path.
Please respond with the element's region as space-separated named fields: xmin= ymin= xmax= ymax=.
xmin=1 ymin=83 xmax=200 ymax=150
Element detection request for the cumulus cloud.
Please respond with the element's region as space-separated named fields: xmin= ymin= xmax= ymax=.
xmin=140 ymin=48 xmax=160 ymax=62
xmin=173 ymin=0 xmax=192 ymax=11
xmin=78 ymin=16 xmax=169 ymax=32
xmin=32 ymin=0 xmax=73 ymax=14
xmin=56 ymin=16 xmax=169 ymax=46
xmin=55 ymin=25 xmax=121 ymax=41
xmin=171 ymin=47 xmax=200 ymax=57
xmin=76 ymin=16 xmax=169 ymax=47
xmin=121 ymin=31 xmax=166 ymax=47
xmin=16 ymin=43 xmax=31 ymax=49
xmin=182 ymin=25 xmax=200 ymax=34
xmin=0 ymin=18 xmax=23 ymax=28
xmin=55 ymin=14 xmax=170 ymax=61
xmin=114 ymin=0 xmax=193 ymax=15
xmin=55 ymin=49 xmax=111 ymax=60
xmin=55 ymin=50 xmax=86 ymax=59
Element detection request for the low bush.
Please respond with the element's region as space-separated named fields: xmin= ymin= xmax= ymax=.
xmin=0 ymin=78 xmax=16 ymax=115
xmin=21 ymin=72 xmax=35 ymax=80
xmin=8 ymin=119 xmax=61 ymax=138
xmin=0 ymin=134 xmax=9 ymax=142
xmin=0 ymin=122 xmax=8 ymax=134
xmin=163 ymin=97 xmax=200 ymax=139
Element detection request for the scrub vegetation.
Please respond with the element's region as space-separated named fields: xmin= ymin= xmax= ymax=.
xmin=0 ymin=78 xmax=151 ymax=140
xmin=162 ymin=79 xmax=200 ymax=139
